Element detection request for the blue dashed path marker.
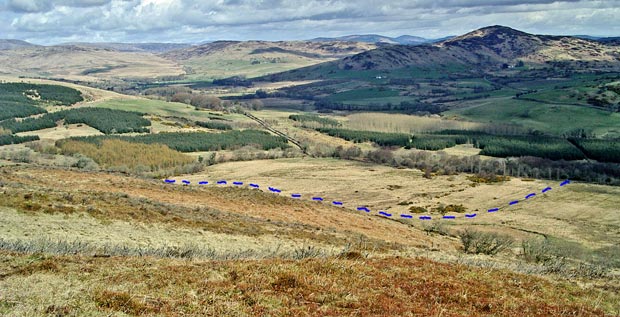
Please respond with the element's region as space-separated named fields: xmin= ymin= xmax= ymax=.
xmin=161 ymin=178 xmax=569 ymax=222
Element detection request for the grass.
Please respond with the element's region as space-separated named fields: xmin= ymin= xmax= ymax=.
xmin=447 ymin=97 xmax=620 ymax=137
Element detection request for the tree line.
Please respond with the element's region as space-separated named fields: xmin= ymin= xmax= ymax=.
xmin=315 ymin=127 xmax=620 ymax=163
xmin=63 ymin=130 xmax=290 ymax=152
xmin=0 ymin=108 xmax=151 ymax=134
xmin=0 ymin=134 xmax=39 ymax=146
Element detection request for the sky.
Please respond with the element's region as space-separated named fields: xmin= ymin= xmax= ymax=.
xmin=1 ymin=0 xmax=619 ymax=44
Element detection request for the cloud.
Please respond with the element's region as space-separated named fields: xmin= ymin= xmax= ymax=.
xmin=1 ymin=0 xmax=618 ymax=44
xmin=2 ymin=0 xmax=112 ymax=13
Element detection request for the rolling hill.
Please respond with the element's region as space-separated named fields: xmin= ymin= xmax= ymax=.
xmin=160 ymin=40 xmax=377 ymax=80
xmin=311 ymin=34 xmax=430 ymax=45
xmin=0 ymin=39 xmax=39 ymax=50
xmin=0 ymin=44 xmax=184 ymax=81
xmin=60 ymin=42 xmax=192 ymax=53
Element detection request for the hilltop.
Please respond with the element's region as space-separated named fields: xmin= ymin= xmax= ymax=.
xmin=310 ymin=34 xmax=432 ymax=45
xmin=0 ymin=39 xmax=39 ymax=50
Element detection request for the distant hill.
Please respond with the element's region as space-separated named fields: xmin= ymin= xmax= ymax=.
xmin=310 ymin=34 xmax=439 ymax=45
xmin=0 ymin=39 xmax=39 ymax=50
xmin=59 ymin=42 xmax=192 ymax=53
xmin=161 ymin=40 xmax=377 ymax=80
xmin=0 ymin=44 xmax=183 ymax=80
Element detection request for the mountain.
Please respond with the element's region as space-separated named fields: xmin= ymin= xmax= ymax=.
xmin=0 ymin=39 xmax=39 ymax=50
xmin=59 ymin=42 xmax=192 ymax=53
xmin=310 ymin=34 xmax=435 ymax=45
xmin=334 ymin=25 xmax=620 ymax=71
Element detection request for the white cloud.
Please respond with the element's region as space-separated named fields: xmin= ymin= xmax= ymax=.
xmin=1 ymin=0 xmax=618 ymax=44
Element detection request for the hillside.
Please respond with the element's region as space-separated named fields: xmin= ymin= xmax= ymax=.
xmin=161 ymin=40 xmax=377 ymax=80
xmin=0 ymin=39 xmax=39 ymax=50
xmin=0 ymin=45 xmax=184 ymax=81
xmin=60 ymin=42 xmax=192 ymax=53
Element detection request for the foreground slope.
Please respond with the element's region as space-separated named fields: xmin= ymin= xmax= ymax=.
xmin=1 ymin=252 xmax=612 ymax=316
xmin=0 ymin=165 xmax=618 ymax=316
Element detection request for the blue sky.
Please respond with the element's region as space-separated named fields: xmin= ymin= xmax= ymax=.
xmin=1 ymin=0 xmax=619 ymax=44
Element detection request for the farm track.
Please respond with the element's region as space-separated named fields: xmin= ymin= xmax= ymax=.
xmin=243 ymin=112 xmax=308 ymax=154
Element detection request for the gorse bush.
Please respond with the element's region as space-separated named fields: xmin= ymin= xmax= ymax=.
xmin=458 ymin=229 xmax=514 ymax=255
xmin=521 ymin=238 xmax=554 ymax=263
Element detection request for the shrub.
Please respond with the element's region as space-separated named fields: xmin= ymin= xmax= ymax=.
xmin=408 ymin=206 xmax=428 ymax=214
xmin=521 ymin=238 xmax=554 ymax=263
xmin=432 ymin=204 xmax=467 ymax=214
xmin=458 ymin=229 xmax=514 ymax=255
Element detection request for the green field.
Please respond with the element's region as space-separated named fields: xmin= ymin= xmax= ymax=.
xmin=447 ymin=97 xmax=620 ymax=137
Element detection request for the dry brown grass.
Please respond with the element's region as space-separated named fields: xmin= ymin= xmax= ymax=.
xmin=0 ymin=251 xmax=615 ymax=316
xmin=0 ymin=165 xmax=420 ymax=253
